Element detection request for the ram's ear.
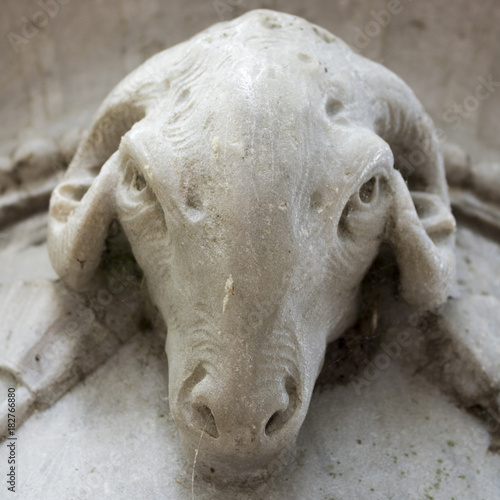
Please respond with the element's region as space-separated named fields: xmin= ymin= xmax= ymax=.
xmin=355 ymin=57 xmax=456 ymax=308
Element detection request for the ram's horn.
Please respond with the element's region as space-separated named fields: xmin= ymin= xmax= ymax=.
xmin=360 ymin=59 xmax=455 ymax=307
xmin=47 ymin=58 xmax=170 ymax=291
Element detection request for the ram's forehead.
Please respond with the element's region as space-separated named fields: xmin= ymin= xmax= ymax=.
xmin=127 ymin=13 xmax=376 ymax=214
xmin=153 ymin=62 xmax=357 ymax=187
xmin=151 ymin=81 xmax=324 ymax=206
xmin=155 ymin=7 xmax=363 ymax=140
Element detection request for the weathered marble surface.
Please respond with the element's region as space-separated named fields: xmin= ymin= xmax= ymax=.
xmin=0 ymin=231 xmax=499 ymax=500
xmin=1 ymin=0 xmax=499 ymax=497
xmin=1 ymin=189 xmax=500 ymax=499
xmin=43 ymin=9 xmax=460 ymax=483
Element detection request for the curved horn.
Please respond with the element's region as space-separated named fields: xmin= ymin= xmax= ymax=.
xmin=47 ymin=60 xmax=168 ymax=291
xmin=363 ymin=61 xmax=448 ymax=198
xmin=359 ymin=59 xmax=456 ymax=308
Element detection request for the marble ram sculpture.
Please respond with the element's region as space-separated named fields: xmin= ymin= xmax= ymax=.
xmin=48 ymin=10 xmax=456 ymax=483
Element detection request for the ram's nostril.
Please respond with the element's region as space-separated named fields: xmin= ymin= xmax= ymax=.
xmin=265 ymin=410 xmax=285 ymax=435
xmin=194 ymin=404 xmax=220 ymax=438
xmin=265 ymin=377 xmax=299 ymax=436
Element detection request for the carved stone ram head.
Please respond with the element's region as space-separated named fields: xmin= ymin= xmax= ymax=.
xmin=48 ymin=10 xmax=455 ymax=484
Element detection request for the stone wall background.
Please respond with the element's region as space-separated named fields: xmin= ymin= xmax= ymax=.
xmin=1 ymin=0 xmax=499 ymax=161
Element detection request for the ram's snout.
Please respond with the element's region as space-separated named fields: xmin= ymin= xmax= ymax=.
xmin=170 ymin=361 xmax=304 ymax=483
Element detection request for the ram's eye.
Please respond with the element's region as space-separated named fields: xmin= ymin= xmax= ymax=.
xmin=132 ymin=170 xmax=147 ymax=191
xmin=358 ymin=176 xmax=378 ymax=204
xmin=337 ymin=176 xmax=382 ymax=239
xmin=359 ymin=177 xmax=376 ymax=203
